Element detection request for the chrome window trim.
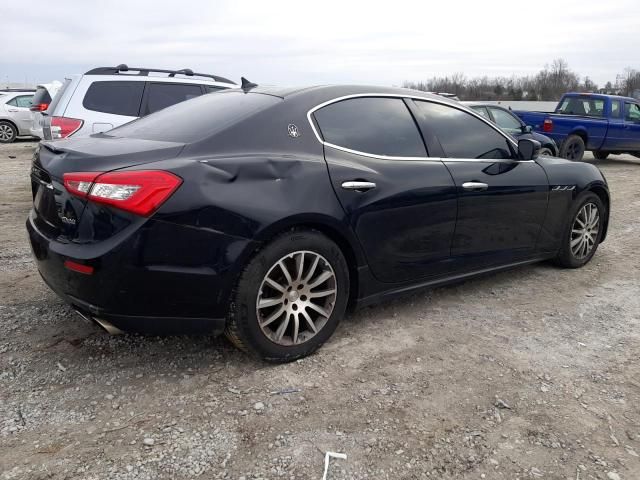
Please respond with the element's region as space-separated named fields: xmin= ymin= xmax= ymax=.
xmin=306 ymin=93 xmax=520 ymax=162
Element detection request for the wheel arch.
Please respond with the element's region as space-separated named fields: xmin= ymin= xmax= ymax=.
xmin=586 ymin=184 xmax=610 ymax=242
xmin=240 ymin=214 xmax=366 ymax=308
xmin=0 ymin=117 xmax=18 ymax=131
xmin=569 ymin=128 xmax=588 ymax=145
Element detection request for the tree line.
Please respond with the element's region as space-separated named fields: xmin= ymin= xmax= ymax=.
xmin=403 ymin=59 xmax=640 ymax=101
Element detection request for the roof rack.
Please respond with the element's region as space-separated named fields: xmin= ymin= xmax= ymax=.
xmin=84 ymin=64 xmax=236 ymax=85
xmin=0 ymin=88 xmax=37 ymax=92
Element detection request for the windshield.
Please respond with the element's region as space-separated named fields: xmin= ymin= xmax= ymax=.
xmin=556 ymin=97 xmax=605 ymax=117
xmin=107 ymin=90 xmax=281 ymax=143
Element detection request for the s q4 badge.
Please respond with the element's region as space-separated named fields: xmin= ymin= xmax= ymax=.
xmin=287 ymin=124 xmax=301 ymax=138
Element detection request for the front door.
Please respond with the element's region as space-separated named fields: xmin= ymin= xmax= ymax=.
xmin=311 ymin=96 xmax=457 ymax=283
xmin=412 ymin=99 xmax=549 ymax=271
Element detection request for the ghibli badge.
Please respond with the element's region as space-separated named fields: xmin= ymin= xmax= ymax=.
xmin=287 ymin=124 xmax=301 ymax=138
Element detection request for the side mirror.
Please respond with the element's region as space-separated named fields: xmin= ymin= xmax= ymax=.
xmin=518 ymin=138 xmax=541 ymax=160
xmin=522 ymin=125 xmax=533 ymax=133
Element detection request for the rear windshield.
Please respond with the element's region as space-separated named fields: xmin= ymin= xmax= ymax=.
xmin=32 ymin=87 xmax=52 ymax=105
xmin=107 ymin=91 xmax=281 ymax=143
xmin=556 ymin=97 xmax=605 ymax=117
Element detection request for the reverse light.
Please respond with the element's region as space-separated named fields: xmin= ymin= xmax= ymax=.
xmin=51 ymin=116 xmax=84 ymax=139
xmin=63 ymin=170 xmax=182 ymax=217
xmin=543 ymin=118 xmax=553 ymax=133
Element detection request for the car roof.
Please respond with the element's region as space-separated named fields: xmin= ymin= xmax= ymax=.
xmin=246 ymin=84 xmax=458 ymax=106
xmin=563 ymin=92 xmax=638 ymax=102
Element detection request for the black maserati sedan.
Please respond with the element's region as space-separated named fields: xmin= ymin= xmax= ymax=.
xmin=27 ymin=85 xmax=610 ymax=361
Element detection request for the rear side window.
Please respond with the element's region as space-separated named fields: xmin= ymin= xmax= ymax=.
xmin=108 ymin=91 xmax=281 ymax=143
xmin=83 ymin=81 xmax=144 ymax=116
xmin=143 ymin=83 xmax=204 ymax=115
xmin=313 ymin=97 xmax=426 ymax=157
xmin=7 ymin=95 xmax=33 ymax=108
xmin=415 ymin=101 xmax=513 ymax=159
xmin=470 ymin=106 xmax=491 ymax=119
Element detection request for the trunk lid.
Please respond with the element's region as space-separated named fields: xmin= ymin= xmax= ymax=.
xmin=31 ymin=135 xmax=185 ymax=240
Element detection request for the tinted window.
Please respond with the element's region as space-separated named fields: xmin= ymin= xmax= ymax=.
xmin=313 ymin=97 xmax=426 ymax=157
xmin=611 ymin=100 xmax=622 ymax=119
xmin=489 ymin=107 xmax=522 ymax=131
xmin=625 ymin=103 xmax=640 ymax=122
xmin=143 ymin=83 xmax=203 ymax=115
xmin=108 ymin=91 xmax=280 ymax=143
xmin=415 ymin=101 xmax=513 ymax=159
xmin=83 ymin=81 xmax=144 ymax=116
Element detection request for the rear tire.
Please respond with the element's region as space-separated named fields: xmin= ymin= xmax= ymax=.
xmin=225 ymin=229 xmax=349 ymax=362
xmin=593 ymin=150 xmax=609 ymax=160
xmin=553 ymin=192 xmax=605 ymax=268
xmin=0 ymin=121 xmax=17 ymax=143
xmin=560 ymin=135 xmax=585 ymax=161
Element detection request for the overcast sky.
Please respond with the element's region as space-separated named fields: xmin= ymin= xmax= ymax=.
xmin=2 ymin=0 xmax=638 ymax=88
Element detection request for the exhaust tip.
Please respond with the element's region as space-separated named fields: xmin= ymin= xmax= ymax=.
xmin=74 ymin=308 xmax=124 ymax=335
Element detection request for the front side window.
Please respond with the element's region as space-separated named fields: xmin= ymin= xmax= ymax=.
xmin=415 ymin=101 xmax=513 ymax=159
xmin=625 ymin=103 xmax=640 ymax=122
xmin=489 ymin=107 xmax=522 ymax=132
xmin=143 ymin=83 xmax=204 ymax=115
xmin=611 ymin=100 xmax=622 ymax=118
xmin=83 ymin=81 xmax=145 ymax=117
xmin=313 ymin=97 xmax=426 ymax=157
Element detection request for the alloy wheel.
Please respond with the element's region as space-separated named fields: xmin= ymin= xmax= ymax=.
xmin=256 ymin=250 xmax=337 ymax=346
xmin=570 ymin=202 xmax=599 ymax=259
xmin=0 ymin=124 xmax=14 ymax=142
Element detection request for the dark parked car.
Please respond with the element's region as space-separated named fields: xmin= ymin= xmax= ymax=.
xmin=27 ymin=85 xmax=610 ymax=361
xmin=464 ymin=102 xmax=558 ymax=156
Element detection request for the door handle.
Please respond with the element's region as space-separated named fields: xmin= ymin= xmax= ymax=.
xmin=7 ymin=108 xmax=19 ymax=112
xmin=341 ymin=181 xmax=376 ymax=192
xmin=462 ymin=181 xmax=488 ymax=191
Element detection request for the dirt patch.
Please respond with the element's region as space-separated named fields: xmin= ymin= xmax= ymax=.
xmin=1 ymin=142 xmax=639 ymax=479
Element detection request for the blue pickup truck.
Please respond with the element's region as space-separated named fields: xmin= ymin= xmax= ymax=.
xmin=515 ymin=93 xmax=640 ymax=161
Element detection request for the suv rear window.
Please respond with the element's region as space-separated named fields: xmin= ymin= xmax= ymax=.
xmin=31 ymin=87 xmax=52 ymax=106
xmin=83 ymin=81 xmax=144 ymax=117
xmin=142 ymin=83 xmax=203 ymax=115
xmin=107 ymin=91 xmax=280 ymax=143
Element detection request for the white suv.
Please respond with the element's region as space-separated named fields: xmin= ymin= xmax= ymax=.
xmin=42 ymin=64 xmax=236 ymax=140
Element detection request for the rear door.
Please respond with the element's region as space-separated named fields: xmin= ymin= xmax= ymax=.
xmin=412 ymin=100 xmax=549 ymax=271
xmin=6 ymin=95 xmax=34 ymax=133
xmin=80 ymin=80 xmax=145 ymax=134
xmin=620 ymin=102 xmax=640 ymax=150
xmin=311 ymin=95 xmax=457 ymax=283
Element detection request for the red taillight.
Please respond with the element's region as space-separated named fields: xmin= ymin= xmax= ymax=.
xmin=30 ymin=103 xmax=49 ymax=112
xmin=63 ymin=170 xmax=182 ymax=217
xmin=64 ymin=260 xmax=94 ymax=275
xmin=51 ymin=116 xmax=84 ymax=139
xmin=543 ymin=118 xmax=553 ymax=133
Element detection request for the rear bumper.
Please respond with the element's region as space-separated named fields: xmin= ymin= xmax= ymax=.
xmin=26 ymin=209 xmax=253 ymax=334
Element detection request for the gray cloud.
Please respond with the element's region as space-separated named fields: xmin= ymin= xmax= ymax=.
xmin=2 ymin=0 xmax=638 ymax=87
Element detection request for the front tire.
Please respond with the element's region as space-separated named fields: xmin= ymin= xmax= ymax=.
xmin=0 ymin=121 xmax=17 ymax=143
xmin=593 ymin=150 xmax=609 ymax=160
xmin=560 ymin=135 xmax=585 ymax=161
xmin=539 ymin=147 xmax=554 ymax=156
xmin=225 ymin=229 xmax=349 ymax=362
xmin=553 ymin=192 xmax=605 ymax=268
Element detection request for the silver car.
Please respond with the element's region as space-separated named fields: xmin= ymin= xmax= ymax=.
xmin=0 ymin=90 xmax=36 ymax=143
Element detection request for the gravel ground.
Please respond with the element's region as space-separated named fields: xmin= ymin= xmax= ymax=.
xmin=1 ymin=141 xmax=639 ymax=480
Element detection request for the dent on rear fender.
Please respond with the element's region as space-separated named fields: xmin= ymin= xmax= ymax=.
xmin=199 ymin=156 xmax=323 ymax=183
